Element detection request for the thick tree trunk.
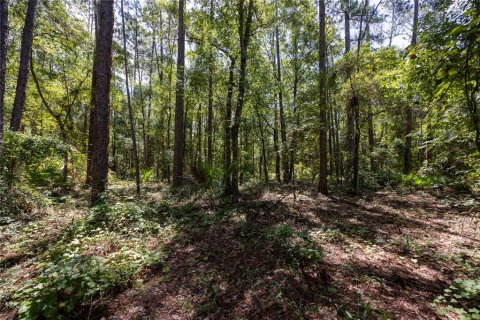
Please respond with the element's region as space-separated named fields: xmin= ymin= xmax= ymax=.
xmin=172 ymin=0 xmax=185 ymax=188
xmin=10 ymin=0 xmax=38 ymax=131
xmin=0 ymin=0 xmax=8 ymax=161
xmin=121 ymin=0 xmax=141 ymax=195
xmin=86 ymin=0 xmax=98 ymax=186
xmin=318 ymin=0 xmax=328 ymax=195
xmin=90 ymin=0 xmax=114 ymax=203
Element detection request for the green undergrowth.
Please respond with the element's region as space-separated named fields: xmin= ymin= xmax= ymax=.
xmin=0 ymin=192 xmax=177 ymax=319
xmin=434 ymin=278 xmax=480 ymax=319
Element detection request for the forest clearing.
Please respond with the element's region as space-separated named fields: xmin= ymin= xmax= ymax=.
xmin=0 ymin=0 xmax=480 ymax=319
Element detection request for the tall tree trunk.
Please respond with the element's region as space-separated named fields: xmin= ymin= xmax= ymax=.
xmin=90 ymin=0 xmax=114 ymax=203
xmin=404 ymin=0 xmax=418 ymax=173
xmin=121 ymin=0 xmax=141 ymax=195
xmin=274 ymin=106 xmax=281 ymax=182
xmin=224 ymin=57 xmax=235 ymax=193
xmin=10 ymin=0 xmax=38 ymax=131
xmin=318 ymin=0 xmax=328 ymax=195
xmin=343 ymin=0 xmax=350 ymax=54
xmin=343 ymin=0 xmax=355 ymax=184
xmin=86 ymin=0 xmax=98 ymax=186
xmin=255 ymin=107 xmax=269 ymax=183
xmin=0 ymin=0 xmax=7 ymax=161
xmin=368 ymin=105 xmax=376 ymax=171
xmin=275 ymin=22 xmax=289 ymax=183
xmin=353 ymin=115 xmax=360 ymax=195
xmin=230 ymin=0 xmax=254 ymax=195
xmin=207 ymin=0 xmax=214 ymax=166
xmin=172 ymin=0 xmax=185 ymax=188
xmin=289 ymin=68 xmax=299 ymax=181
xmin=133 ymin=12 xmax=148 ymax=169
xmin=196 ymin=103 xmax=202 ymax=163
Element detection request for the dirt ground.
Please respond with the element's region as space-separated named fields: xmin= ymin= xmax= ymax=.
xmin=1 ymin=187 xmax=479 ymax=320
xmin=100 ymin=189 xmax=479 ymax=320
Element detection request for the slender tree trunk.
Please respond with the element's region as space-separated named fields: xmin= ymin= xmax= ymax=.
xmin=121 ymin=0 xmax=141 ymax=195
xmin=404 ymin=0 xmax=418 ymax=173
xmin=10 ymin=0 xmax=38 ymax=131
xmin=255 ymin=107 xmax=269 ymax=183
xmin=289 ymin=69 xmax=299 ymax=181
xmin=172 ymin=0 xmax=185 ymax=188
xmin=368 ymin=105 xmax=376 ymax=171
xmin=275 ymin=23 xmax=289 ymax=183
xmin=334 ymin=110 xmax=343 ymax=178
xmin=353 ymin=117 xmax=360 ymax=195
xmin=207 ymin=0 xmax=214 ymax=166
xmin=196 ymin=103 xmax=202 ymax=163
xmin=274 ymin=106 xmax=281 ymax=182
xmin=389 ymin=5 xmax=395 ymax=46
xmin=318 ymin=0 xmax=328 ymax=195
xmin=343 ymin=0 xmax=350 ymax=54
xmin=230 ymin=0 xmax=254 ymax=195
xmin=90 ymin=0 xmax=115 ymax=203
xmin=224 ymin=57 xmax=235 ymax=193
xmin=0 ymin=0 xmax=8 ymax=161
xmin=343 ymin=0 xmax=355 ymax=184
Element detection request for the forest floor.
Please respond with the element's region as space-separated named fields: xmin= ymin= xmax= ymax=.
xmin=1 ymin=183 xmax=479 ymax=319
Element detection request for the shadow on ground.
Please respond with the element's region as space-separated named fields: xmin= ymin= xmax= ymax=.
xmin=95 ymin=187 xmax=479 ymax=320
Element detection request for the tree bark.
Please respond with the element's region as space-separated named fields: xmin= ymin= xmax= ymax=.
xmin=10 ymin=0 xmax=38 ymax=131
xmin=343 ymin=0 xmax=351 ymax=54
xmin=404 ymin=0 xmax=418 ymax=173
xmin=207 ymin=0 xmax=214 ymax=166
xmin=274 ymin=106 xmax=281 ymax=182
xmin=90 ymin=0 xmax=115 ymax=203
xmin=318 ymin=0 xmax=328 ymax=195
xmin=121 ymin=0 xmax=141 ymax=195
xmin=223 ymin=57 xmax=235 ymax=193
xmin=230 ymin=0 xmax=254 ymax=195
xmin=86 ymin=0 xmax=98 ymax=186
xmin=172 ymin=0 xmax=185 ymax=188
xmin=275 ymin=22 xmax=289 ymax=183
xmin=0 ymin=0 xmax=8 ymax=161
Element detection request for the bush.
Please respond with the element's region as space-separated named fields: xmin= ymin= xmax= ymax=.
xmin=1 ymin=132 xmax=68 ymax=188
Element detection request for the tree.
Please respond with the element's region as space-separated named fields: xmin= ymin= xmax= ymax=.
xmin=318 ymin=0 xmax=328 ymax=195
xmin=10 ymin=0 xmax=38 ymax=131
xmin=172 ymin=0 xmax=186 ymax=188
xmin=207 ymin=0 xmax=214 ymax=166
xmin=230 ymin=0 xmax=254 ymax=195
xmin=121 ymin=0 xmax=141 ymax=195
xmin=89 ymin=0 xmax=115 ymax=203
xmin=0 ymin=0 xmax=7 ymax=161
xmin=403 ymin=0 xmax=418 ymax=174
xmin=275 ymin=5 xmax=289 ymax=183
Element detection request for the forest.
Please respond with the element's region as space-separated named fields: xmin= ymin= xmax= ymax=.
xmin=0 ymin=0 xmax=479 ymax=318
